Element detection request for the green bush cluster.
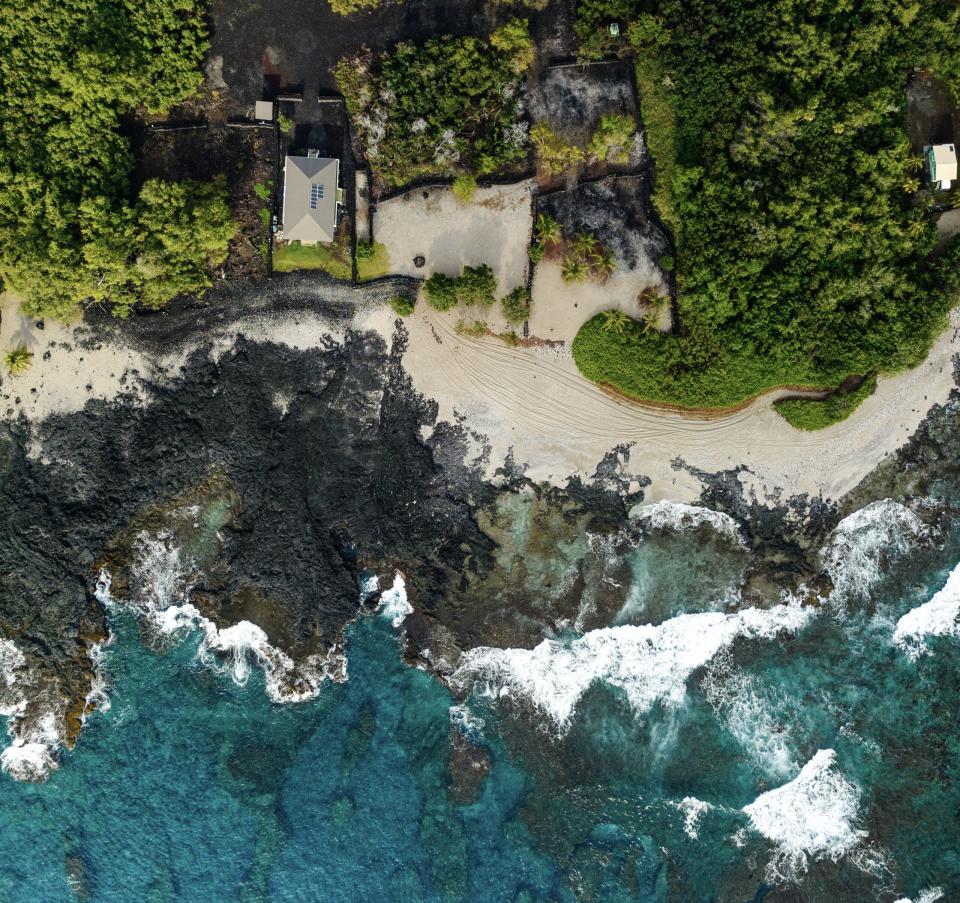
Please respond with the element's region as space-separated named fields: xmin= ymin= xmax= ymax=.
xmin=501 ymin=287 xmax=531 ymax=323
xmin=452 ymin=174 xmax=478 ymax=204
xmin=571 ymin=0 xmax=960 ymax=419
xmin=588 ymin=113 xmax=636 ymax=163
xmin=423 ymin=265 xmax=497 ymax=311
xmin=0 ymin=0 xmax=235 ymax=320
xmin=329 ymin=0 xmax=384 ymax=14
xmin=530 ymin=123 xmax=585 ymax=176
xmin=389 ymin=294 xmax=416 ymax=317
xmin=335 ymin=22 xmax=534 ymax=186
xmin=774 ymin=378 xmax=878 ymax=431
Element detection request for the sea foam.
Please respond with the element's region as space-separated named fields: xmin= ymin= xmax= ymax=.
xmin=701 ymin=650 xmax=798 ymax=780
xmin=819 ymin=500 xmax=929 ymax=603
xmin=632 ymin=501 xmax=745 ymax=547
xmin=894 ymin=889 xmax=945 ymax=903
xmin=453 ymin=603 xmax=812 ymax=729
xmin=100 ymin=531 xmax=348 ymax=704
xmin=893 ymin=561 xmax=960 ymax=657
xmin=743 ymin=748 xmax=866 ymax=883
xmin=0 ymin=638 xmax=65 ymax=782
xmin=376 ymin=573 xmax=412 ymax=628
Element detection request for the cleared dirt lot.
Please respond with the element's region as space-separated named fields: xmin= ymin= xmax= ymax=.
xmin=374 ymin=181 xmax=536 ymax=293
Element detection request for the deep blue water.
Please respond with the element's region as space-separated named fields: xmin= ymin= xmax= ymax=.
xmin=4 ymin=507 xmax=960 ymax=901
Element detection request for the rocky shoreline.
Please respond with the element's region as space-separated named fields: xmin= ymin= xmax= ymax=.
xmin=1 ymin=285 xmax=958 ymax=778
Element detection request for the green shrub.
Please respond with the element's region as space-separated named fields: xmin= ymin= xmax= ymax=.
xmin=529 ymin=242 xmax=545 ymax=263
xmin=530 ymin=123 xmax=585 ymax=175
xmin=452 ymin=174 xmax=478 ymax=204
xmin=501 ymin=287 xmax=531 ymax=323
xmin=4 ymin=346 xmax=33 ymax=376
xmin=253 ymin=182 xmax=271 ymax=201
xmin=774 ymin=378 xmax=877 ymax=431
xmin=456 ymin=265 xmax=497 ymax=307
xmin=659 ymin=254 xmax=674 ymax=272
xmin=423 ymin=273 xmax=459 ymax=311
xmin=588 ymin=113 xmax=636 ymax=163
xmin=356 ymin=241 xmax=375 ymax=260
xmin=455 ymin=319 xmax=489 ymax=338
xmin=389 ymin=294 xmax=416 ymax=316
xmin=329 ymin=0 xmax=383 ymax=13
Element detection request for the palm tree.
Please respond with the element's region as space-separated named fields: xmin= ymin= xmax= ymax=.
xmin=640 ymin=310 xmax=660 ymax=334
xmin=535 ymin=213 xmax=561 ymax=247
xmin=592 ymin=249 xmax=616 ymax=281
xmin=573 ymin=231 xmax=599 ymax=259
xmin=601 ymin=310 xmax=629 ymax=335
xmin=4 ymin=346 xmax=33 ymax=376
xmin=561 ymin=255 xmax=587 ymax=284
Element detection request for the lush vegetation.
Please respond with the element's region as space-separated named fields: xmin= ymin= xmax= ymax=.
xmin=532 ymin=214 xmax=616 ymax=284
xmin=423 ymin=265 xmax=497 ymax=311
xmin=4 ymin=347 xmax=33 ymax=376
xmin=356 ymin=241 xmax=390 ymax=281
xmin=588 ymin=113 xmax=636 ymax=163
xmin=775 ymin=378 xmax=878 ymax=431
xmin=530 ymin=123 xmax=585 ymax=176
xmin=329 ymin=0 xmax=384 ymax=14
xmin=336 ymin=22 xmax=534 ymax=186
xmin=452 ymin=174 xmax=478 ymax=204
xmin=572 ymin=0 xmax=960 ymax=421
xmin=389 ymin=294 xmax=416 ymax=316
xmin=502 ymin=286 xmax=531 ymax=323
xmin=0 ymin=0 xmax=236 ymax=320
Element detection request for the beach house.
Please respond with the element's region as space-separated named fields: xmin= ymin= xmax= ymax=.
xmin=280 ymin=154 xmax=343 ymax=244
xmin=927 ymin=143 xmax=957 ymax=190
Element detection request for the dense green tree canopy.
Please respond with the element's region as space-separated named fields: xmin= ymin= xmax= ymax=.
xmin=0 ymin=0 xmax=234 ymax=319
xmin=573 ymin=0 xmax=960 ymax=415
xmin=336 ymin=22 xmax=534 ymax=186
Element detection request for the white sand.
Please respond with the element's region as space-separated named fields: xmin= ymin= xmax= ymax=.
xmin=373 ymin=180 xmax=535 ymax=293
xmin=356 ymin=296 xmax=960 ymax=504
xmin=4 ymin=282 xmax=958 ymax=507
xmin=529 ymin=259 xmax=669 ymax=338
xmin=0 ymin=293 xmax=157 ymax=421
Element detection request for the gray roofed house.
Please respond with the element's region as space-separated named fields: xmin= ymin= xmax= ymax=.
xmin=281 ymin=155 xmax=341 ymax=244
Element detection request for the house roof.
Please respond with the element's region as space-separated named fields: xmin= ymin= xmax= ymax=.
xmin=931 ymin=143 xmax=957 ymax=181
xmin=282 ymin=156 xmax=339 ymax=243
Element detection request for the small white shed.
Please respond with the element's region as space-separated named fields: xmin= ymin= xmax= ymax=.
xmin=927 ymin=143 xmax=957 ymax=190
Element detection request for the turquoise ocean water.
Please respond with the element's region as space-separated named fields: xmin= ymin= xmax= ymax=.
xmin=3 ymin=503 xmax=960 ymax=901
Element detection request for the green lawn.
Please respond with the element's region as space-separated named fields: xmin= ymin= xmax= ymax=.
xmin=272 ymin=241 xmax=352 ymax=279
xmin=356 ymin=242 xmax=390 ymax=281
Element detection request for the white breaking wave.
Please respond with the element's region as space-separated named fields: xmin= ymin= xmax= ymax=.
xmin=893 ymin=561 xmax=960 ymax=658
xmin=376 ymin=573 xmax=412 ymax=628
xmin=672 ymin=796 xmax=712 ymax=839
xmin=701 ymin=651 xmax=798 ymax=780
xmin=895 ymin=888 xmax=945 ymax=903
xmin=743 ymin=749 xmax=866 ymax=883
xmin=820 ymin=500 xmax=929 ymax=603
xmin=0 ymin=710 xmax=61 ymax=782
xmin=82 ymin=637 xmax=112 ymax=722
xmin=453 ymin=603 xmax=812 ymax=729
xmin=632 ymin=501 xmax=745 ymax=547
xmin=0 ymin=638 xmax=65 ymax=782
xmin=99 ymin=531 xmax=347 ymax=704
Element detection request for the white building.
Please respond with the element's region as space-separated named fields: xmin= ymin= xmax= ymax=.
xmin=927 ymin=143 xmax=957 ymax=190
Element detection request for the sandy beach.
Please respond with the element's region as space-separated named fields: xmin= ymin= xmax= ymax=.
xmin=3 ymin=285 xmax=957 ymax=506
